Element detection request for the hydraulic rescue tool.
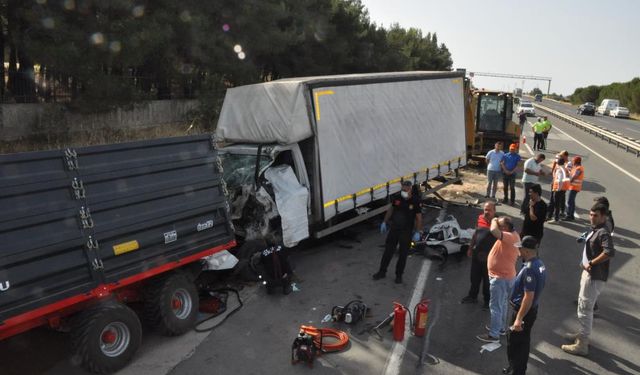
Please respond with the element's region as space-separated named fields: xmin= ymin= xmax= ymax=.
xmin=291 ymin=325 xmax=349 ymax=367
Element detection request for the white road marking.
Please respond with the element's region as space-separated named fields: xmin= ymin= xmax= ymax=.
xmin=383 ymin=259 xmax=432 ymax=375
xmin=626 ymin=127 xmax=640 ymax=134
xmin=551 ymin=123 xmax=640 ymax=185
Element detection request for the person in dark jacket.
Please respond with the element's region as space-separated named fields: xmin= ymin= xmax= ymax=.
xmin=504 ymin=236 xmax=546 ymax=375
xmin=520 ymin=184 xmax=547 ymax=243
xmin=460 ymin=202 xmax=497 ymax=308
xmin=561 ymin=203 xmax=615 ymax=356
xmin=373 ymin=181 xmax=422 ymax=284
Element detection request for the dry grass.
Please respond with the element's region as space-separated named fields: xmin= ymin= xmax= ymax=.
xmin=1 ymin=123 xmax=208 ymax=154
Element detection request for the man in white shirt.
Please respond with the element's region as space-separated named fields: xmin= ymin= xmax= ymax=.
xmin=485 ymin=142 xmax=505 ymax=199
xmin=520 ymin=153 xmax=546 ymax=215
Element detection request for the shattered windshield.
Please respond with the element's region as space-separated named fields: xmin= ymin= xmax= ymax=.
xmin=219 ymin=153 xmax=272 ymax=189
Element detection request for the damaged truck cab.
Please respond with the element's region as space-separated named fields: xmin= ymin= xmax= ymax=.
xmin=217 ymin=72 xmax=468 ymax=247
xmin=219 ymin=143 xmax=311 ymax=245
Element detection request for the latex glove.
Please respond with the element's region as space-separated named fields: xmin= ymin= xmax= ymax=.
xmin=412 ymin=231 xmax=421 ymax=242
xmin=380 ymin=222 xmax=388 ymax=234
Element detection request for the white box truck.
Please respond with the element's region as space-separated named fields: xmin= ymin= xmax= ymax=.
xmin=215 ymin=71 xmax=467 ymax=247
xmin=597 ymin=99 xmax=619 ymax=115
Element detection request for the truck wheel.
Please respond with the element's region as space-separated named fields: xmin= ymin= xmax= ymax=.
xmin=144 ymin=273 xmax=198 ymax=336
xmin=71 ymin=301 xmax=142 ymax=374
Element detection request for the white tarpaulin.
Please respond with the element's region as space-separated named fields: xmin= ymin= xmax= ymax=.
xmin=216 ymin=81 xmax=312 ymax=144
xmin=265 ymin=165 xmax=310 ymax=247
xmin=315 ymin=76 xmax=466 ymax=220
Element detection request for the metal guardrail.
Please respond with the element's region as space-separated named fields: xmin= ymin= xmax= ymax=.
xmin=533 ymin=103 xmax=640 ymax=157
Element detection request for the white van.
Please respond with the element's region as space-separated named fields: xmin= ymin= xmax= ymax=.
xmin=597 ymin=99 xmax=620 ymax=115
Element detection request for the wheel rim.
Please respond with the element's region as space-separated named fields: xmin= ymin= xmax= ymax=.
xmin=100 ymin=322 xmax=130 ymax=357
xmin=171 ymin=288 xmax=192 ymax=320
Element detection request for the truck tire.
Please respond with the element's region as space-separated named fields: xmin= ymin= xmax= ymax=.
xmin=71 ymin=301 xmax=142 ymax=374
xmin=144 ymin=272 xmax=199 ymax=336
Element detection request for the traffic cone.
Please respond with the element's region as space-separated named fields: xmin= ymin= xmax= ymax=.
xmin=522 ymin=135 xmax=526 ymax=144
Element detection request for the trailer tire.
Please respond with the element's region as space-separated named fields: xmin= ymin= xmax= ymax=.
xmin=71 ymin=301 xmax=142 ymax=374
xmin=144 ymin=272 xmax=199 ymax=336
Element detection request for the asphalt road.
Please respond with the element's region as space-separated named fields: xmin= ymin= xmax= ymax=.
xmin=530 ymin=97 xmax=640 ymax=141
xmin=1 ymin=111 xmax=639 ymax=375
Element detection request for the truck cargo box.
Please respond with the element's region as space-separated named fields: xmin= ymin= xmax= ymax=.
xmin=0 ymin=135 xmax=234 ymax=329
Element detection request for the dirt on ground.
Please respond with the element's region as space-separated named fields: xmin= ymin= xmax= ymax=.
xmin=432 ymin=167 xmax=488 ymax=205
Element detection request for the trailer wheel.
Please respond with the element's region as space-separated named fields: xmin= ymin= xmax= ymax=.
xmin=71 ymin=302 xmax=142 ymax=374
xmin=144 ymin=273 xmax=198 ymax=336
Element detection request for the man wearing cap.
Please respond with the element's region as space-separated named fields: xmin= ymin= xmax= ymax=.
xmin=501 ymin=144 xmax=522 ymax=206
xmin=503 ymin=236 xmax=546 ymax=375
xmin=532 ymin=118 xmax=545 ymax=151
xmin=373 ymin=181 xmax=422 ymax=284
xmin=460 ymin=201 xmax=497 ymax=308
xmin=564 ymin=156 xmax=584 ymax=222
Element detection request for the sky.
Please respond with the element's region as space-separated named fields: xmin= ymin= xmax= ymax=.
xmin=361 ymin=0 xmax=639 ymax=95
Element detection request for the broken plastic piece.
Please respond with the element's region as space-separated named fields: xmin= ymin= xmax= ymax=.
xmin=480 ymin=342 xmax=502 ymax=353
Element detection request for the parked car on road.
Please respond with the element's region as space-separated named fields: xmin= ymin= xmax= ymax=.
xmin=517 ymin=101 xmax=536 ymax=116
xmin=577 ymin=102 xmax=596 ymax=116
xmin=610 ymin=106 xmax=630 ymax=118
xmin=597 ymin=99 xmax=620 ymax=115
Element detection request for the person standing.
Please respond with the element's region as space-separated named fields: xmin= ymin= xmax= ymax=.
xmin=501 ymin=144 xmax=522 ymax=205
xmin=503 ymin=236 xmax=546 ymax=375
xmin=541 ymin=116 xmax=552 ymax=150
xmin=461 ymin=202 xmax=497 ymax=308
xmin=532 ymin=118 xmax=545 ymax=151
xmin=520 ymin=184 xmax=547 ymax=244
xmin=485 ymin=142 xmax=505 ymax=199
xmin=518 ymin=110 xmax=527 ymax=128
xmin=520 ymin=154 xmax=546 ymax=215
xmin=565 ymin=156 xmax=584 ymax=221
xmin=548 ymin=151 xmax=569 ymax=219
xmin=374 ymin=181 xmax=422 ymax=284
xmin=561 ymin=203 xmax=615 ymax=356
xmin=477 ymin=217 xmax=521 ymax=343
xmin=548 ymin=157 xmax=569 ymax=223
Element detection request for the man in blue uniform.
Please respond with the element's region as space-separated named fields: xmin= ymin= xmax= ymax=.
xmin=503 ymin=236 xmax=546 ymax=375
xmin=373 ymin=181 xmax=422 ymax=284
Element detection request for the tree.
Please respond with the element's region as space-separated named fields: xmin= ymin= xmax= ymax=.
xmin=530 ymin=87 xmax=543 ymax=96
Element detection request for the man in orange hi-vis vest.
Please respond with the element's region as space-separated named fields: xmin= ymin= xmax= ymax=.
xmin=548 ymin=157 xmax=570 ymax=223
xmin=565 ymin=157 xmax=584 ymax=222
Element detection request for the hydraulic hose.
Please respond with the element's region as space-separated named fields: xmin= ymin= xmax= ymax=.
xmin=194 ymin=287 xmax=243 ymax=333
xmin=299 ymin=325 xmax=349 ymax=353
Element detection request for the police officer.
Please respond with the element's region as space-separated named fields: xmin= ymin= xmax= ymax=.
xmin=503 ymin=236 xmax=546 ymax=375
xmin=373 ymin=181 xmax=422 ymax=284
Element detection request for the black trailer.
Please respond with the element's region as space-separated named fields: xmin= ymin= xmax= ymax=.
xmin=0 ymin=135 xmax=235 ymax=373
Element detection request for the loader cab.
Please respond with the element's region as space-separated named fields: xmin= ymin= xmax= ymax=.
xmin=468 ymin=90 xmax=519 ymax=157
xmin=475 ymin=90 xmax=513 ymax=134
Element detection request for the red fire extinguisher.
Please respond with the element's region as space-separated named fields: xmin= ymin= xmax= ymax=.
xmin=392 ymin=302 xmax=407 ymax=341
xmin=413 ymin=299 xmax=430 ymax=337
